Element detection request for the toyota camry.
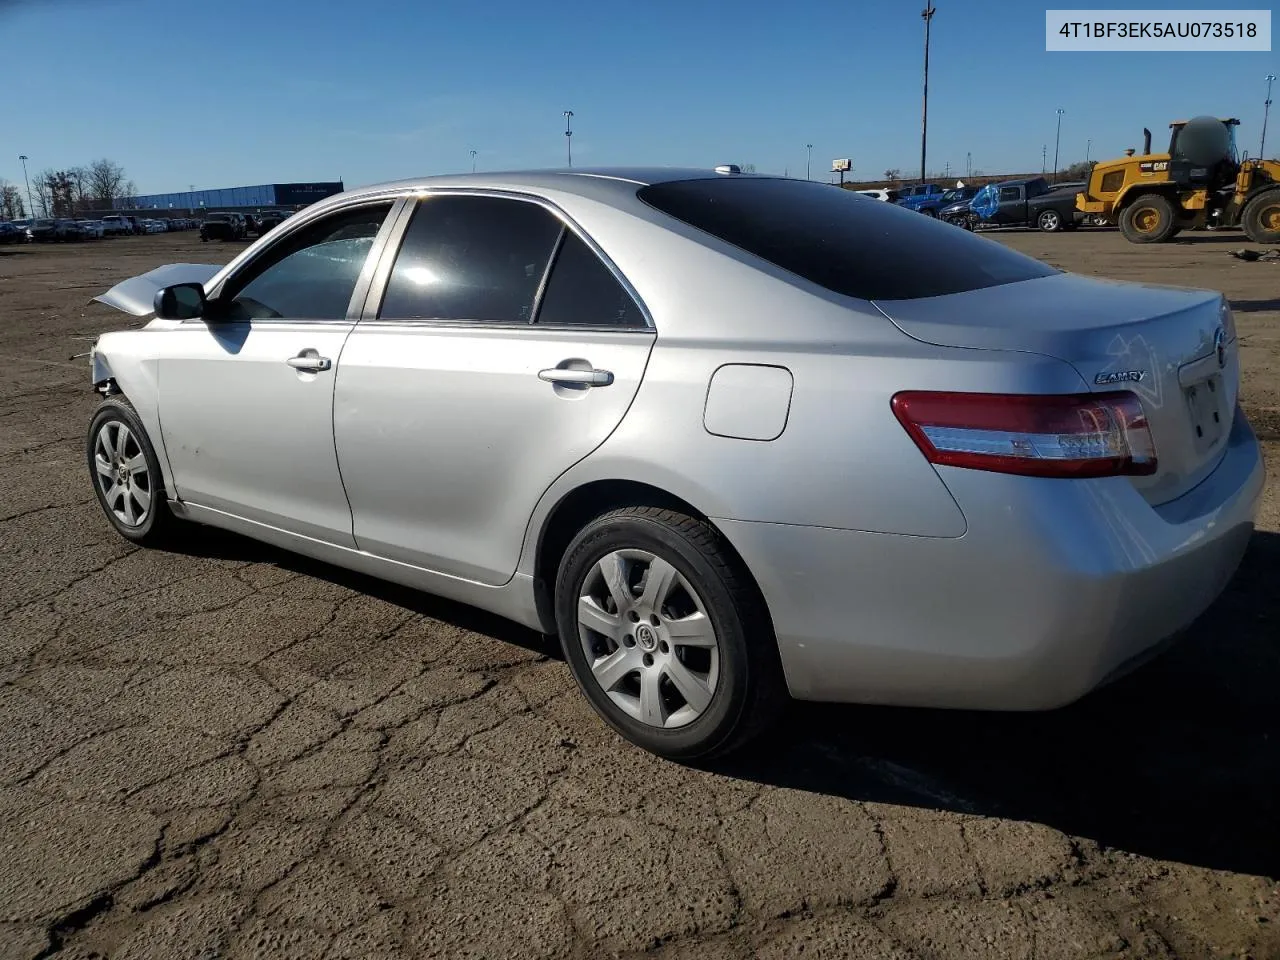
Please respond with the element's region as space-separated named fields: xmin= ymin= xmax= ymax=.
xmin=86 ymin=167 xmax=1265 ymax=760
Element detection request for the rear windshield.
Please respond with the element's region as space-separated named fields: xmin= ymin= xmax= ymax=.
xmin=636 ymin=177 xmax=1057 ymax=301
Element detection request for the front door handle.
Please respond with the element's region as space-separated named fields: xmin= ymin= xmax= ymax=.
xmin=538 ymin=367 xmax=614 ymax=387
xmin=287 ymin=353 xmax=332 ymax=372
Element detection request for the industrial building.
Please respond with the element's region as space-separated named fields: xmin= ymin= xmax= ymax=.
xmin=114 ymin=181 xmax=345 ymax=212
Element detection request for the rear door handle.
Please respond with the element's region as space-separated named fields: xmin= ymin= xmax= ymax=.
xmin=538 ymin=367 xmax=614 ymax=387
xmin=287 ymin=353 xmax=332 ymax=371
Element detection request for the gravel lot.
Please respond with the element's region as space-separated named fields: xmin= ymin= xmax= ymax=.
xmin=1 ymin=229 xmax=1278 ymax=959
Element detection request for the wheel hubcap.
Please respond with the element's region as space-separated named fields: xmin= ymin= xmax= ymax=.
xmin=1261 ymin=204 xmax=1280 ymax=231
xmin=93 ymin=421 xmax=151 ymax=528
xmin=577 ymin=549 xmax=720 ymax=729
xmin=1135 ymin=207 xmax=1160 ymax=233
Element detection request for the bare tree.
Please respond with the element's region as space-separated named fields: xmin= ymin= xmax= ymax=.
xmin=739 ymin=163 xmax=757 ymax=174
xmin=884 ymin=168 xmax=902 ymax=180
xmin=67 ymin=166 xmax=91 ymax=213
xmin=0 ymin=181 xmax=24 ymax=219
xmin=32 ymin=168 xmax=56 ymax=217
xmin=86 ymin=158 xmax=130 ymax=206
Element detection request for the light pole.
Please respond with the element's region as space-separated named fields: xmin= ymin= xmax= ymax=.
xmin=1052 ymin=108 xmax=1064 ymax=182
xmin=1041 ymin=144 xmax=1047 ymax=175
xmin=563 ymin=110 xmax=574 ymax=167
xmin=1086 ymin=139 xmax=1091 ymax=164
xmin=1263 ymin=75 xmax=1277 ymax=159
xmin=919 ymin=3 xmax=936 ymax=184
xmin=470 ymin=149 xmax=477 ymax=173
xmin=966 ymin=151 xmax=972 ymax=179
xmin=18 ymin=155 xmax=33 ymax=218
xmin=806 ymin=143 xmax=812 ymax=180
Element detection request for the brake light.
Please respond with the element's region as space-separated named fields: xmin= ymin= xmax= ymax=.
xmin=891 ymin=391 xmax=1157 ymax=478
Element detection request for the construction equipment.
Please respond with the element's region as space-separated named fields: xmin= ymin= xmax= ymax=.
xmin=1076 ymin=116 xmax=1280 ymax=244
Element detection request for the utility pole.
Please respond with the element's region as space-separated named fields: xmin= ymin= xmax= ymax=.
xmin=966 ymin=152 xmax=972 ymax=179
xmin=1263 ymin=75 xmax=1277 ymax=159
xmin=920 ymin=3 xmax=936 ymax=184
xmin=1042 ymin=144 xmax=1047 ymax=174
xmin=1052 ymin=108 xmax=1064 ymax=182
xmin=563 ymin=110 xmax=574 ymax=167
xmin=470 ymin=149 xmax=477 ymax=173
xmin=1086 ymin=139 xmax=1091 ymax=164
xmin=806 ymin=143 xmax=813 ymax=180
xmin=18 ymin=155 xmax=33 ymax=219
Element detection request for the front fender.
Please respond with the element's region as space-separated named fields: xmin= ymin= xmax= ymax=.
xmin=89 ymin=333 xmax=176 ymax=503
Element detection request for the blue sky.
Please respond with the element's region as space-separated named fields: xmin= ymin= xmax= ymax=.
xmin=2 ymin=0 xmax=1276 ymax=194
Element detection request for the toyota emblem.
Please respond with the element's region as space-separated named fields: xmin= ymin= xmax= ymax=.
xmin=1214 ymin=326 xmax=1227 ymax=369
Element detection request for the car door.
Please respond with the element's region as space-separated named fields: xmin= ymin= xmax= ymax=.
xmin=334 ymin=192 xmax=656 ymax=585
xmin=993 ymin=185 xmax=1023 ymax=225
xmin=156 ymin=198 xmax=399 ymax=545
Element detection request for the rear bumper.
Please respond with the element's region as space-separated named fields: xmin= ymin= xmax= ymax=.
xmin=717 ymin=404 xmax=1264 ymax=710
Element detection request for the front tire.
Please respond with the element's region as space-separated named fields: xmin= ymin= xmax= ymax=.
xmin=1241 ymin=190 xmax=1280 ymax=244
xmin=555 ymin=506 xmax=786 ymax=761
xmin=1119 ymin=193 xmax=1178 ymax=243
xmin=87 ymin=397 xmax=176 ymax=546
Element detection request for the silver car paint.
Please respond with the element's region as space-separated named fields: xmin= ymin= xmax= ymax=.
xmin=90 ymin=168 xmax=1265 ymax=710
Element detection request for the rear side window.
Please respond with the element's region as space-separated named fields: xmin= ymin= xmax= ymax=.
xmin=380 ymin=195 xmax=562 ymax=323
xmin=637 ymin=178 xmax=1057 ymax=301
xmin=535 ymin=231 xmax=645 ymax=328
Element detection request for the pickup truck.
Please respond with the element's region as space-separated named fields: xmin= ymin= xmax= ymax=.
xmin=967 ymin=177 xmax=1083 ymax=232
xmin=894 ymin=183 xmax=947 ymax=214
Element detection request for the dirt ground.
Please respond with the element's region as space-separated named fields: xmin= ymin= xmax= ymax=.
xmin=1 ymin=228 xmax=1278 ymax=960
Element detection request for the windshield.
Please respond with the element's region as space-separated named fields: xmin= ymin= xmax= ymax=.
xmin=637 ymin=177 xmax=1057 ymax=301
xmin=207 ymin=214 xmax=231 ymax=222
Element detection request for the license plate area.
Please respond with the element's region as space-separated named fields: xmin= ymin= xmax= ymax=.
xmin=1183 ymin=374 xmax=1224 ymax=454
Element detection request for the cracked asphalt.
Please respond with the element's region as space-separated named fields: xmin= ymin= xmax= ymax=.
xmin=1 ymin=230 xmax=1278 ymax=959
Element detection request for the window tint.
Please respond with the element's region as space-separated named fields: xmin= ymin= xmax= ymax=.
xmin=637 ymin=178 xmax=1057 ymax=301
xmin=998 ymin=186 xmax=1021 ymax=201
xmin=224 ymin=202 xmax=392 ymax=321
xmin=380 ymin=196 xmax=562 ymax=323
xmin=536 ymin=231 xmax=645 ymax=328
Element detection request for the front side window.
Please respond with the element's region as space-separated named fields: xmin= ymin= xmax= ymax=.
xmin=222 ymin=202 xmax=393 ymax=321
xmin=379 ymin=195 xmax=563 ymax=323
xmin=998 ymin=186 xmax=1021 ymax=201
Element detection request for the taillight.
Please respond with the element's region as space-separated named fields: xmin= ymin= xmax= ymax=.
xmin=891 ymin=390 xmax=1157 ymax=478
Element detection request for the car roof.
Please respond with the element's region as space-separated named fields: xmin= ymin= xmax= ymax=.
xmin=335 ymin=167 xmax=767 ymax=204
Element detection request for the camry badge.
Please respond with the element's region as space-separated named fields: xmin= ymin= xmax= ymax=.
xmin=1094 ymin=370 xmax=1146 ymax=385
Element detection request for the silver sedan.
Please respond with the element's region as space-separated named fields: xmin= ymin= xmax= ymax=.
xmin=86 ymin=168 xmax=1266 ymax=760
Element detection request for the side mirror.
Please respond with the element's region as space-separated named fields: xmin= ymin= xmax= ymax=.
xmin=154 ymin=282 xmax=206 ymax=320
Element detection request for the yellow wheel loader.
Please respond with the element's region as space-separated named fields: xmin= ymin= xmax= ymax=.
xmin=1076 ymin=116 xmax=1280 ymax=244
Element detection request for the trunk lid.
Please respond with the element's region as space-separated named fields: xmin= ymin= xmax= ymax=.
xmin=874 ymin=272 xmax=1237 ymax=505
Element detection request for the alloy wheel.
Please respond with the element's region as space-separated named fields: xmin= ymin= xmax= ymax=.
xmin=576 ymin=549 xmax=720 ymax=729
xmin=93 ymin=420 xmax=152 ymax=527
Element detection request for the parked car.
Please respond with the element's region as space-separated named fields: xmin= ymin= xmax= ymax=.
xmin=85 ymin=168 xmax=1263 ymax=761
xmin=144 ymin=219 xmax=166 ymax=234
xmin=99 ymin=215 xmax=131 ymax=237
xmin=853 ymin=188 xmax=900 ymax=203
xmin=254 ymin=210 xmax=287 ymax=233
xmin=0 ymin=221 xmax=27 ymax=243
xmin=77 ymin=219 xmax=106 ymax=239
xmin=968 ymin=177 xmax=1084 ymax=232
xmin=199 ymin=212 xmax=247 ymax=241
xmin=918 ymin=185 xmax=979 ymax=218
xmin=31 ymin=218 xmax=85 ymax=241
xmin=895 ymin=183 xmax=947 ymax=214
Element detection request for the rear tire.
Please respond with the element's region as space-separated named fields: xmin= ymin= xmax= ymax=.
xmin=555 ymin=506 xmax=787 ymax=761
xmin=1119 ymin=194 xmax=1178 ymax=243
xmin=1037 ymin=209 xmax=1064 ymax=232
xmin=1241 ymin=190 xmax=1280 ymax=244
xmin=87 ymin=397 xmax=177 ymax=547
